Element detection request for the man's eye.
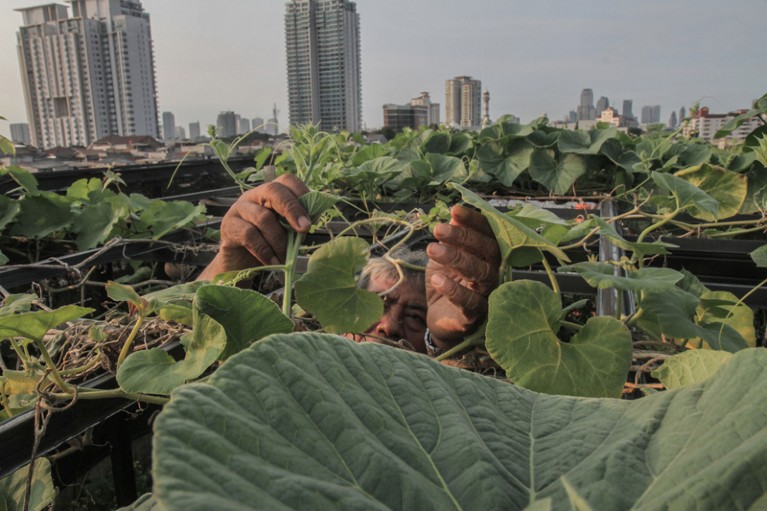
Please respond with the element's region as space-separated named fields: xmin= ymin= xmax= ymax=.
xmin=406 ymin=312 xmax=425 ymax=325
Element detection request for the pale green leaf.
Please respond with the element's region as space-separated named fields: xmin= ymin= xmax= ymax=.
xmin=149 ymin=333 xmax=767 ymax=510
xmin=70 ymin=202 xmax=120 ymax=250
xmin=558 ymin=262 xmax=683 ymax=292
xmin=0 ymin=458 xmax=55 ymax=511
xmin=529 ymin=150 xmax=587 ymax=195
xmin=194 ymin=286 xmax=293 ymax=358
xmin=651 ymin=171 xmax=719 ymax=214
xmin=294 ymin=237 xmax=382 ymax=334
xmin=486 ymin=280 xmax=632 ymax=398
xmin=651 ymin=350 xmax=733 ymax=389
xmin=298 ymin=190 xmax=339 ymax=223
xmin=750 ymin=244 xmax=767 ymax=267
xmin=9 ymin=193 xmax=73 ymax=238
xmin=448 ymin=183 xmax=569 ymax=265
xmin=0 ymin=196 xmax=20 ymax=232
xmin=0 ymin=305 xmax=92 ymax=341
xmin=675 ymin=164 xmax=747 ymax=221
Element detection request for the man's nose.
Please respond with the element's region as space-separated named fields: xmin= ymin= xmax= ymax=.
xmin=372 ymin=311 xmax=401 ymax=340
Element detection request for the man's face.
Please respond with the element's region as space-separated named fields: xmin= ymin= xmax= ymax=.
xmin=347 ymin=274 xmax=428 ymax=353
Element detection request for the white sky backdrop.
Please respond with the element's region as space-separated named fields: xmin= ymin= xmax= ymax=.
xmin=1 ymin=0 xmax=765 ymax=138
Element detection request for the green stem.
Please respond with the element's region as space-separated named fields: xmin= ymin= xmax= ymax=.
xmin=32 ymin=338 xmax=72 ymax=393
xmin=435 ymin=321 xmax=487 ymax=362
xmin=560 ymin=320 xmax=582 ymax=331
xmin=625 ymin=307 xmax=645 ymax=327
xmin=634 ymin=207 xmax=682 ymax=268
xmin=540 ymin=254 xmax=560 ymax=295
xmin=8 ymin=338 xmax=31 ymax=370
xmin=706 ymin=225 xmax=767 ymax=239
xmin=282 ymin=231 xmax=304 ymax=316
xmin=116 ymin=314 xmax=144 ymax=369
xmin=56 ymin=388 xmax=169 ymax=406
xmin=59 ymin=355 xmax=102 ymax=376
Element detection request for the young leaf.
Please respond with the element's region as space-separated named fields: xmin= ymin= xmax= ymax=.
xmin=298 ymin=190 xmax=339 ymax=223
xmin=651 ymin=350 xmax=733 ymax=389
xmin=194 ymin=286 xmax=293 ymax=358
xmin=70 ymin=202 xmax=121 ymax=250
xmin=486 ymin=280 xmax=632 ymax=398
xmin=0 ymin=196 xmax=20 ymax=232
xmin=294 ymin=237 xmax=382 ymax=334
xmin=448 ymin=183 xmax=569 ymax=265
xmin=529 ymin=150 xmax=587 ymax=195
xmin=558 ymin=262 xmax=683 ymax=292
xmin=0 ymin=305 xmax=93 ymax=341
xmin=106 ymin=281 xmax=145 ymax=310
xmin=9 ymin=193 xmax=74 ymax=238
xmin=150 ymin=334 xmax=767 ymax=511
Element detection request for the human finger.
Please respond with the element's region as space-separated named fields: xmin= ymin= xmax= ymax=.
xmin=429 ymin=272 xmax=488 ymax=321
xmin=433 ymin=221 xmax=500 ymax=265
xmin=449 ymin=205 xmax=495 ymax=238
xmin=243 ymin=178 xmax=311 ymax=233
xmin=220 ymin=216 xmax=281 ymax=266
xmin=229 ymin=201 xmax=288 ymax=263
xmin=427 ymin=242 xmax=497 ymax=294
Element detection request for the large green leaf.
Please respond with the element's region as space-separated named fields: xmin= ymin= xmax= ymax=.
xmin=294 ymin=237 xmax=382 ymax=334
xmin=1 ymin=165 xmax=39 ymax=194
xmin=448 ymin=183 xmax=569 ymax=265
xmin=150 ymin=333 xmax=767 ymax=510
xmin=557 ymin=127 xmax=616 ymax=155
xmin=9 ymin=193 xmax=74 ymax=238
xmin=424 ymin=153 xmax=467 ymax=182
xmin=0 ymin=196 xmax=20 ymax=232
xmin=558 ymin=262 xmax=683 ymax=292
xmin=117 ymin=312 xmax=226 ymax=395
xmin=0 ymin=458 xmax=55 ymax=511
xmin=194 ymin=285 xmax=293 ymax=358
xmin=750 ymin=244 xmax=767 ymax=267
xmin=675 ymin=164 xmax=747 ymax=220
xmin=591 ymin=216 xmax=677 ymax=256
xmin=70 ymin=202 xmax=120 ymax=250
xmin=636 ymin=287 xmax=749 ymax=352
xmin=529 ymin=150 xmax=587 ymax=195
xmin=652 ymin=350 xmax=733 ymax=390
xmin=298 ymin=190 xmax=339 ymax=223
xmin=476 ymin=139 xmax=533 ymax=187
xmin=486 ymin=280 xmax=632 ymax=397
xmin=696 ymin=291 xmax=756 ymax=347
xmin=651 ymin=171 xmax=719 ymax=215
xmin=0 ymin=305 xmax=92 ymax=341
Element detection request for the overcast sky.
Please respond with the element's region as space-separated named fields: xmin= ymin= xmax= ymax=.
xmin=1 ymin=0 xmax=765 ymax=139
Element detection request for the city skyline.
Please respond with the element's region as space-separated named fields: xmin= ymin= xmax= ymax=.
xmin=1 ymin=0 xmax=765 ymax=140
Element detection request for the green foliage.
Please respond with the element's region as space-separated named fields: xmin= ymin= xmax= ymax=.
xmin=148 ymin=334 xmax=767 ymax=510
xmin=486 ymin=280 xmax=632 ymax=398
xmin=651 ymin=350 xmax=732 ymax=389
xmin=0 ymin=458 xmax=55 ymax=511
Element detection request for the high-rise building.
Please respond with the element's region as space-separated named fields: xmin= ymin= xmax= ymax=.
xmin=577 ymin=89 xmax=596 ymax=121
xmin=252 ymin=117 xmax=265 ymax=133
xmin=239 ymin=117 xmax=251 ymax=134
xmin=216 ymin=111 xmax=237 ymax=138
xmin=445 ymin=76 xmax=482 ymax=129
xmin=10 ymin=123 xmax=31 ymax=145
xmin=596 ymin=96 xmax=609 ymax=115
xmin=285 ymin=0 xmax=361 ymax=132
xmin=175 ymin=126 xmax=186 ymax=140
xmin=641 ymin=105 xmax=662 ymax=125
xmin=189 ymin=121 xmax=201 ymax=140
xmin=410 ymin=92 xmax=440 ymax=126
xmin=162 ymin=112 xmax=176 ymax=141
xmin=622 ymin=100 xmax=634 ymax=120
xmin=16 ymin=1 xmax=159 ymax=149
xmin=668 ymin=111 xmax=678 ymax=129
xmin=679 ymin=106 xmax=687 ymax=122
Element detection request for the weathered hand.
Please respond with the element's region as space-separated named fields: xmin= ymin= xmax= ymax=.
xmin=425 ymin=205 xmax=501 ymax=348
xmin=198 ymin=174 xmax=311 ymax=280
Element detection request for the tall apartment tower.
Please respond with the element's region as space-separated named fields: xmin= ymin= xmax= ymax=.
xmin=285 ymin=0 xmax=362 ymax=132
xmin=577 ymin=89 xmax=596 ymax=120
xmin=16 ymin=1 xmax=159 ymax=149
xmin=445 ymin=76 xmax=482 ymax=129
xmin=162 ymin=111 xmax=176 ymax=142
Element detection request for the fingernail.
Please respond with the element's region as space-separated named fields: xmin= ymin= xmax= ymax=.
xmin=298 ymin=216 xmax=311 ymax=230
xmin=430 ymin=244 xmax=446 ymax=257
xmin=431 ymin=274 xmax=445 ymax=286
xmin=434 ymin=223 xmax=449 ymax=237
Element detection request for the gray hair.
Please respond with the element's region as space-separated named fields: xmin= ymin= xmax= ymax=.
xmin=358 ymin=246 xmax=427 ymax=293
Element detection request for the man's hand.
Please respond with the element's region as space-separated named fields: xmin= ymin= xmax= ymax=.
xmin=198 ymin=174 xmax=311 ymax=280
xmin=425 ymin=205 xmax=501 ymax=348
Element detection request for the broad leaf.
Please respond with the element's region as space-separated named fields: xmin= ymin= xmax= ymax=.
xmin=486 ymin=280 xmax=632 ymax=397
xmin=295 ymin=237 xmax=382 ymax=334
xmin=106 ymin=281 xmax=147 ymax=314
xmin=652 ymin=350 xmax=733 ymax=389
xmin=9 ymin=193 xmax=74 ymax=238
xmin=651 ymin=172 xmax=719 ymax=215
xmin=592 ymin=216 xmax=677 ymax=256
xmin=299 ymin=190 xmax=339 ymax=223
xmin=558 ymin=262 xmax=683 ymax=292
xmin=194 ymin=286 xmax=293 ymax=358
xmin=529 ymin=150 xmax=587 ymax=195
xmin=448 ymin=183 xmax=569 ymax=265
xmin=751 ymin=244 xmax=767 ymax=267
xmin=70 ymin=202 xmax=120 ymax=250
xmin=636 ymin=287 xmax=748 ymax=352
xmin=0 ymin=305 xmax=92 ymax=341
xmin=424 ymin=153 xmax=467 ymax=182
xmin=0 ymin=458 xmax=55 ymax=511
xmin=1 ymin=165 xmax=39 ymax=194
xmin=117 ymin=312 xmax=226 ymax=395
xmin=150 ymin=334 xmax=767 ymax=510
xmin=0 ymin=196 xmax=20 ymax=232
xmin=675 ymin=164 xmax=747 ymax=220
xmin=692 ymin=291 xmax=756 ymax=348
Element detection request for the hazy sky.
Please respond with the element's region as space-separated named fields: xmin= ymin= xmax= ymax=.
xmin=1 ymin=0 xmax=765 ymax=139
